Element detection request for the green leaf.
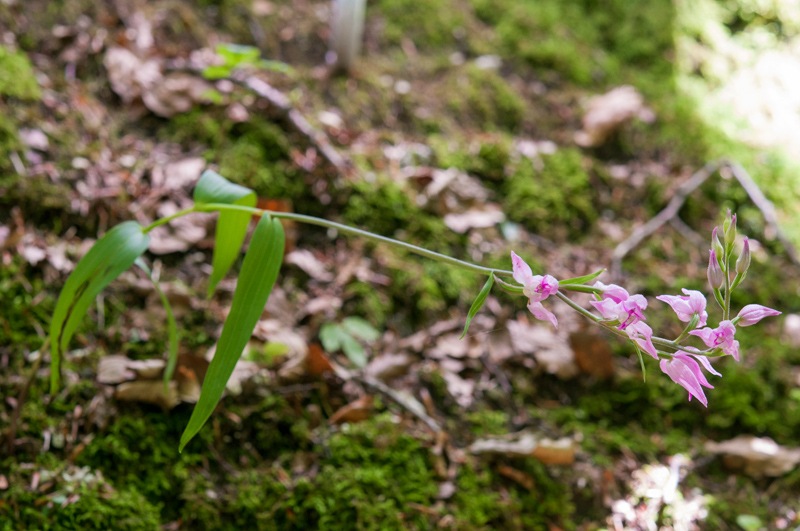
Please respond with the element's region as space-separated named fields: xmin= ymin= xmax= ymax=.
xmin=257 ymin=59 xmax=293 ymax=74
xmin=341 ymin=334 xmax=367 ymax=368
xmin=559 ymin=268 xmax=605 ymax=286
xmin=194 ymin=170 xmax=257 ymax=297
xmin=49 ymin=221 xmax=150 ymax=392
xmin=134 ymin=259 xmax=179 ymax=390
xmin=461 ymin=273 xmax=494 ymax=339
xmin=341 ymin=317 xmax=379 ymax=342
xmin=179 ymin=214 xmax=284 ymax=452
xmin=216 ymin=43 xmax=261 ymax=66
xmin=201 ymin=65 xmax=232 ymax=80
xmin=319 ymin=323 xmax=346 ymax=352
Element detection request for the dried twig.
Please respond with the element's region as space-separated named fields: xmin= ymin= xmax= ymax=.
xmin=611 ymin=160 xmax=799 ymax=278
xmin=6 ymin=342 xmax=46 ymax=456
xmin=333 ymin=363 xmax=442 ymax=433
xmin=235 ymin=75 xmax=354 ymax=178
xmin=724 ymin=160 xmax=799 ymax=265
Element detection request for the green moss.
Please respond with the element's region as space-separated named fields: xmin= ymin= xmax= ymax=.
xmin=344 ymin=281 xmax=392 ymax=329
xmin=469 ymin=0 xmax=674 ymax=85
xmin=503 ymin=148 xmax=598 ymax=239
xmin=0 ymin=46 xmax=41 ymax=100
xmin=374 ymin=0 xmax=467 ymax=49
xmin=466 ymin=409 xmax=510 ymax=436
xmin=444 ymin=64 xmax=525 ymax=132
xmin=216 ymin=121 xmax=304 ymax=200
xmin=198 ymin=413 xmax=441 ymax=530
xmin=165 ymin=109 xmax=232 ymax=151
xmin=453 ymin=458 xmax=576 ymax=529
xmin=302 ymin=418 xmax=438 ymax=529
xmin=0 ymin=465 xmax=160 ymax=530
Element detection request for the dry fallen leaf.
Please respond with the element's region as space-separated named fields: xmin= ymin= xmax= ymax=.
xmin=443 ymin=207 xmax=505 ymax=234
xmin=574 ymin=85 xmax=655 ymax=147
xmin=497 ymin=464 xmax=535 ymax=490
xmin=306 ymin=343 xmax=335 ymax=376
xmin=97 ymin=355 xmax=136 ymax=385
xmin=569 ymin=330 xmax=615 ymax=379
xmin=285 ymin=249 xmax=334 ymax=282
xmin=115 ymin=380 xmax=180 ymax=410
xmin=507 ymin=318 xmax=578 ymax=378
xmin=705 ymin=435 xmax=800 ymax=477
xmin=328 ymin=395 xmax=374 ymax=424
xmin=470 ymin=432 xmax=576 ymax=465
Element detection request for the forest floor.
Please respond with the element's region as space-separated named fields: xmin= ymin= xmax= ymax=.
xmin=2 ymin=0 xmax=800 ymax=529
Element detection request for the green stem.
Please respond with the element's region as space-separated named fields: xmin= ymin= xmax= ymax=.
xmin=673 ymin=314 xmax=700 ymax=344
xmin=723 ymin=274 xmax=731 ymax=321
xmin=147 ymin=204 xmax=716 ymax=359
xmin=555 ymin=292 xmax=706 ymax=356
xmin=555 ymin=291 xmax=601 ymax=323
xmin=194 ymin=203 xmax=514 ymax=278
xmin=143 ymin=207 xmax=198 ymax=234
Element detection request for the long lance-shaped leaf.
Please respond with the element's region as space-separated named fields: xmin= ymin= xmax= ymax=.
xmin=49 ymin=221 xmax=150 ymax=392
xmin=461 ymin=273 xmax=494 ymax=339
xmin=180 ymin=214 xmax=285 ymax=451
xmin=134 ymin=259 xmax=179 ymax=390
xmin=559 ymin=269 xmax=606 ymax=286
xmin=193 ymin=170 xmax=257 ymax=297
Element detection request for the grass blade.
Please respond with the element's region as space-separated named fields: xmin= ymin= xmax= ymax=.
xmin=461 ymin=273 xmax=494 ymax=339
xmin=193 ymin=170 xmax=257 ymax=297
xmin=180 ymin=214 xmax=285 ymax=451
xmin=49 ymin=221 xmax=150 ymax=392
xmin=134 ymin=259 xmax=179 ymax=390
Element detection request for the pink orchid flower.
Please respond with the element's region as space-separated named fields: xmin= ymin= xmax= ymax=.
xmin=626 ymin=320 xmax=658 ymax=359
xmin=656 ymin=289 xmax=708 ymax=327
xmin=590 ymin=281 xmax=648 ymax=330
xmin=511 ymin=251 xmax=559 ymax=328
xmin=690 ymin=320 xmax=740 ymax=361
xmin=735 ymin=304 xmax=781 ymax=327
xmin=660 ymin=351 xmax=720 ymax=407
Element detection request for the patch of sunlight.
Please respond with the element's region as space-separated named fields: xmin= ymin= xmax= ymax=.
xmin=675 ymin=0 xmax=800 ymax=242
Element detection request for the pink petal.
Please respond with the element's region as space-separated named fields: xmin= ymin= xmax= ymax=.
xmin=690 ymin=353 xmax=722 ymax=377
xmin=528 ymin=301 xmax=558 ymax=328
xmin=590 ymin=298 xmax=623 ymax=321
xmin=593 ymin=281 xmax=630 ymax=303
xmin=628 ymin=321 xmax=658 ymax=359
xmin=660 ymin=356 xmax=709 ymax=407
xmin=511 ymin=251 xmax=535 ymax=287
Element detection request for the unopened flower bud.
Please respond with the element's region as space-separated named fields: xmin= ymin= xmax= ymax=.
xmin=723 ymin=211 xmax=737 ymax=246
xmin=711 ymin=227 xmax=725 ymax=268
xmin=735 ymin=237 xmax=751 ymax=275
xmin=735 ymin=304 xmax=781 ymax=327
xmin=707 ymin=249 xmax=723 ymax=288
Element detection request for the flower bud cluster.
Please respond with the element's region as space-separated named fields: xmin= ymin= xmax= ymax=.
xmin=508 ymin=211 xmax=780 ymax=407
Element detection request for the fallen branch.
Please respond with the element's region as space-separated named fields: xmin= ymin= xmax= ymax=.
xmin=612 ymin=160 xmax=799 ymax=278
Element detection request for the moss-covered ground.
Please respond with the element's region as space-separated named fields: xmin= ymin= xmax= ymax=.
xmin=2 ymin=0 xmax=800 ymax=528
